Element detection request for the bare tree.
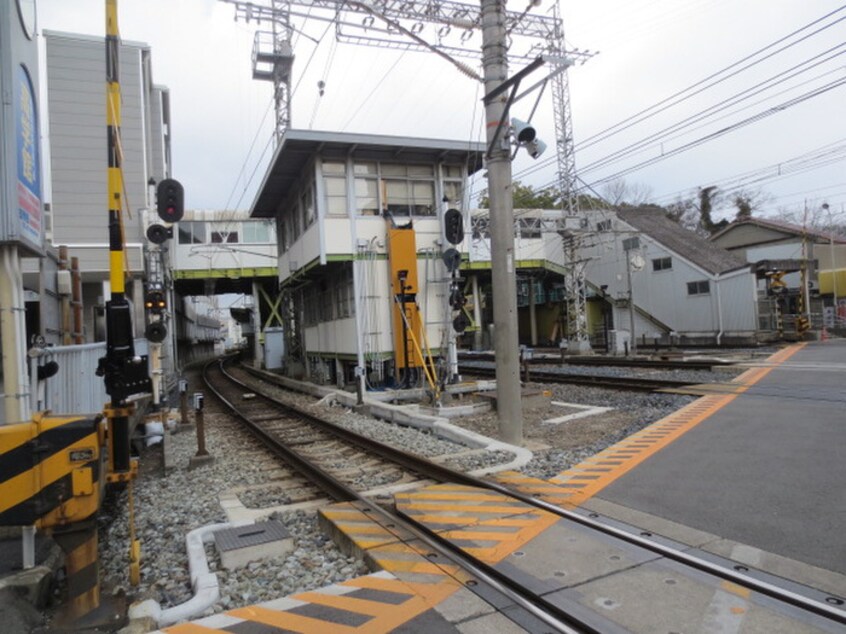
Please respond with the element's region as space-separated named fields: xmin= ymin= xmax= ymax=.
xmin=728 ymin=188 xmax=772 ymax=221
xmin=602 ymin=178 xmax=654 ymax=207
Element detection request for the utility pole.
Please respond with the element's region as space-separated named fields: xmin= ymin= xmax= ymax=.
xmin=481 ymin=0 xmax=522 ymax=445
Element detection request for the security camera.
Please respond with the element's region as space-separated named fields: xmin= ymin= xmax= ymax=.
xmin=527 ymin=138 xmax=547 ymax=159
xmin=511 ymin=118 xmax=537 ymax=144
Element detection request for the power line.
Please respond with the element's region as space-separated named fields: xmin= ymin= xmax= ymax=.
xmin=578 ymin=6 xmax=846 ymax=150
xmin=581 ymin=77 xmax=846 ymax=190
xmin=519 ymin=76 xmax=846 ymax=197
xmin=578 ymin=45 xmax=846 ymax=174
xmin=512 ymin=6 xmax=846 ymax=182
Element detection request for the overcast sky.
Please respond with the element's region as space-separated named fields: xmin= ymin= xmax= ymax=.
xmin=37 ymin=0 xmax=846 ymax=225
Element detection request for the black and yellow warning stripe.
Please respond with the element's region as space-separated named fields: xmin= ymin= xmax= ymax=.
xmin=0 ymin=414 xmax=101 ymax=528
xmin=106 ymin=0 xmax=124 ymax=297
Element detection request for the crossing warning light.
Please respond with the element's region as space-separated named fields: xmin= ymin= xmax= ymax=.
xmin=157 ymin=178 xmax=184 ymax=223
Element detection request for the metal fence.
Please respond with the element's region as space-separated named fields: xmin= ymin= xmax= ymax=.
xmin=39 ymin=339 xmax=149 ymax=416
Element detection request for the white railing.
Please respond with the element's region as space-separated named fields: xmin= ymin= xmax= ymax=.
xmin=38 ymin=339 xmax=149 ymax=416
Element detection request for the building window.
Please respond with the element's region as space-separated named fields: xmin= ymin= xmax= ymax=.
xmin=303 ymin=286 xmax=319 ymax=326
xmin=687 ymin=280 xmax=710 ymax=295
xmin=354 ymin=162 xmax=380 ymax=216
xmin=335 ymin=267 xmax=354 ymax=319
xmin=443 ymin=180 xmax=463 ymax=207
xmin=211 ymin=230 xmax=238 ymax=243
xmin=242 ymin=221 xmax=272 ymax=243
xmin=517 ymin=218 xmax=541 ymax=239
xmin=596 ymin=219 xmax=612 ymax=232
xmin=302 ymin=185 xmax=316 ymax=230
xmin=383 ymin=164 xmax=435 ymax=217
xmin=652 ymin=256 xmax=672 ymax=272
xmin=178 ymin=221 xmax=206 ymax=244
xmin=288 ymin=200 xmax=301 ymax=243
xmin=324 ymin=161 xmax=347 ymax=216
xmin=276 ymin=216 xmax=290 ymax=253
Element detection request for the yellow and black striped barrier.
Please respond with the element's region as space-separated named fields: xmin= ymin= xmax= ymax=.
xmin=0 ymin=413 xmax=103 ymax=619
xmin=0 ymin=413 xmax=101 ymax=528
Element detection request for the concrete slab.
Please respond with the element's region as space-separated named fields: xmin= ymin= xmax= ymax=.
xmin=702 ymin=539 xmax=846 ymax=598
xmin=455 ymin=611 xmax=528 ymax=634
xmin=545 ymin=557 xmax=837 ymax=634
xmin=581 ymin=497 xmax=720 ymax=549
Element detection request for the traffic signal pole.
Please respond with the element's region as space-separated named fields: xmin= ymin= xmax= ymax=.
xmin=481 ymin=0 xmax=523 ymax=445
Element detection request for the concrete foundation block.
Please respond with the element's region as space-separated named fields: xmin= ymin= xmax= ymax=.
xmin=188 ymin=454 xmax=215 ymax=471
xmin=214 ymin=521 xmax=293 ymax=570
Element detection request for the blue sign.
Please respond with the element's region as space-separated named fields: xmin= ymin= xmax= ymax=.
xmin=14 ymin=64 xmax=42 ymax=248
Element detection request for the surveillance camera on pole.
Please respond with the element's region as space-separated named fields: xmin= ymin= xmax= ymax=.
xmin=511 ymin=118 xmax=537 ymax=144
xmin=511 ymin=118 xmax=546 ymax=160
xmin=527 ymin=138 xmax=547 ymax=159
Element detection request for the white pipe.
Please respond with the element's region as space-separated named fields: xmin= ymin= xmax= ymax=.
xmin=0 ymin=246 xmax=30 ymax=424
xmin=129 ymin=521 xmax=236 ymax=627
xmin=715 ymin=277 xmax=724 ymax=346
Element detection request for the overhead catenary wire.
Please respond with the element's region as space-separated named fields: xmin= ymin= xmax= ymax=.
xmin=521 ymin=75 xmax=846 ymax=199
xmin=577 ymin=6 xmax=846 ymax=150
xmin=511 ymin=6 xmax=846 ymax=184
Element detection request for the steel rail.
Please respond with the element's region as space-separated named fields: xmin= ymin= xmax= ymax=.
xmin=458 ymin=352 xmax=725 ymax=371
xmin=460 ymin=363 xmax=696 ymax=391
xmin=211 ymin=359 xmax=846 ymax=627
xmin=202 ymin=358 xmax=595 ymax=633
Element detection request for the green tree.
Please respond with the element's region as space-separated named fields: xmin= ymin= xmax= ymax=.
xmin=479 ymin=181 xmax=603 ymax=210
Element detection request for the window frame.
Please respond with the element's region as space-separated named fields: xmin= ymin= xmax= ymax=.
xmin=652 ymin=256 xmax=672 ymax=272
xmin=687 ymin=280 xmax=710 ymax=296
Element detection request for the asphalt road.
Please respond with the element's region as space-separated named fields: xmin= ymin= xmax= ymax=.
xmin=598 ymin=340 xmax=846 ymax=575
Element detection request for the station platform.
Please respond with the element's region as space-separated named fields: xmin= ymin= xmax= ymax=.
xmin=153 ymin=342 xmax=846 ymax=633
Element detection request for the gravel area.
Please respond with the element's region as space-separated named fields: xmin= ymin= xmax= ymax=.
xmin=450 ymin=380 xmax=699 ymax=480
xmin=206 ymin=510 xmax=368 ymax=611
xmin=97 ymin=386 xmax=368 ymax=616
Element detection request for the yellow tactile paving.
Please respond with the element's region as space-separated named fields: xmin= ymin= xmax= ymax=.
xmin=547 ymin=343 xmax=807 ymax=508
xmin=396 ymin=484 xmax=560 ymax=564
xmin=228 ymin=605 xmax=362 ymax=633
xmin=163 ymin=624 xmax=222 ymax=634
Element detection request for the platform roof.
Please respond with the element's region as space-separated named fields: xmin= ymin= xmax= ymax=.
xmin=249 ymin=129 xmax=487 ymax=218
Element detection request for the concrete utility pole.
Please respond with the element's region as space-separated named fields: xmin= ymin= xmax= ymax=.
xmin=481 ymin=0 xmax=522 ymax=445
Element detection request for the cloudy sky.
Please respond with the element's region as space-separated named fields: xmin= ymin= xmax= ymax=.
xmin=37 ymin=0 xmax=846 ymax=224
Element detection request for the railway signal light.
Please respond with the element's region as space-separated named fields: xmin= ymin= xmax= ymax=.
xmin=449 ymin=285 xmax=466 ymax=310
xmin=156 ymin=178 xmax=184 ymax=223
xmin=444 ymin=208 xmax=464 ymax=245
xmin=453 ymin=312 xmax=470 ymax=334
xmin=146 ymin=223 xmax=172 ymax=244
xmin=145 ymin=289 xmax=166 ymax=314
xmin=145 ymin=321 xmax=167 ymax=343
xmin=442 ymin=248 xmax=461 ymax=273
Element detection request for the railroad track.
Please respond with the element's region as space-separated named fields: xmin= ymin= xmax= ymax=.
xmin=458 ymin=352 xmax=727 ymax=371
xmin=459 ymin=363 xmax=697 ymax=391
xmin=202 ymin=357 xmax=846 ymax=632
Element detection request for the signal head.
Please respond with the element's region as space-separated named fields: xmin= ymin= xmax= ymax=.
xmin=156 ymin=178 xmax=184 ymax=223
